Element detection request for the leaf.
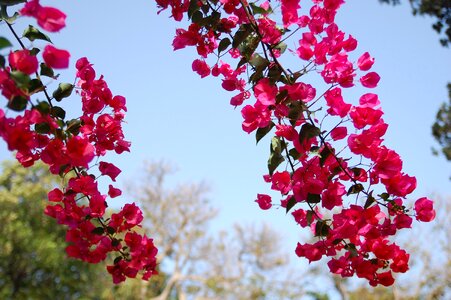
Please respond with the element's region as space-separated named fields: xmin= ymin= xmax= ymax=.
xmin=306 ymin=210 xmax=314 ymax=225
xmin=307 ymin=193 xmax=321 ymax=204
xmin=36 ymin=101 xmax=50 ymax=115
xmin=249 ymin=54 xmax=269 ymax=70
xmin=232 ymin=24 xmax=253 ymax=48
xmin=113 ymin=256 xmax=123 ymax=264
xmin=268 ymin=151 xmax=284 ymax=176
xmin=288 ymin=101 xmax=305 ymax=126
xmin=364 ymin=195 xmax=376 ymax=209
xmin=23 ymin=25 xmax=52 ymax=43
xmin=218 ymin=37 xmax=231 ymax=54
xmin=315 ymin=220 xmax=329 ymax=237
xmin=187 ymin=0 xmax=200 ymax=19
xmin=288 ymin=148 xmax=300 ymax=160
xmin=0 ymin=55 xmax=5 ymax=68
xmin=34 ymin=122 xmax=51 ymax=134
xmin=9 ymin=70 xmax=30 ymax=88
xmin=66 ymin=119 xmax=81 ymax=135
xmin=106 ymin=226 xmax=116 ymax=235
xmin=299 ymin=123 xmax=321 ymax=143
xmin=347 ymin=183 xmax=364 ymax=196
xmin=7 ymin=95 xmax=27 ymax=111
xmin=91 ymin=227 xmax=105 ymax=235
xmin=255 ymin=122 xmax=274 ymax=144
xmin=285 ymin=196 xmax=296 ymax=214
xmin=51 ymin=106 xmax=66 ymax=120
xmin=274 ymin=42 xmax=287 ymax=54
xmin=0 ymin=37 xmax=12 ymax=50
xmin=40 ymin=63 xmax=54 ymax=78
xmin=319 ymin=146 xmax=331 ymax=166
xmin=52 ymin=83 xmax=74 ymax=101
xmin=28 ymin=78 xmax=44 ymax=95
xmin=378 ymin=192 xmax=390 ymax=201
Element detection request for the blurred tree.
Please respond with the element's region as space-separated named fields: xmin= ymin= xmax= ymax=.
xmin=0 ymin=161 xmax=107 ymax=300
xmin=378 ymin=0 xmax=450 ymax=47
xmin=378 ymin=1 xmax=451 ymax=166
xmin=124 ymin=161 xmax=309 ymax=300
xmin=432 ymin=84 xmax=451 ymax=161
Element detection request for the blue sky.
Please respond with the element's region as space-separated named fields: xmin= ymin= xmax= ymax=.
xmin=1 ymin=0 xmax=450 ymax=273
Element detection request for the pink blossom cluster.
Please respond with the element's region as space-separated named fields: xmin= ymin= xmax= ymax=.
xmin=0 ymin=0 xmax=157 ymax=284
xmin=156 ymin=0 xmax=436 ymax=286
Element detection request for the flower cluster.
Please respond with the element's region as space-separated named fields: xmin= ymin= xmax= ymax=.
xmin=156 ymin=0 xmax=436 ymax=286
xmin=0 ymin=0 xmax=157 ymax=284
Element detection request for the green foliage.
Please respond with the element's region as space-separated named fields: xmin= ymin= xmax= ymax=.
xmin=379 ymin=0 xmax=451 ymax=47
xmin=432 ymin=83 xmax=451 ymax=161
xmin=0 ymin=161 xmax=107 ymax=300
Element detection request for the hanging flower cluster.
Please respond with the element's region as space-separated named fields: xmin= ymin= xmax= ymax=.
xmin=156 ymin=0 xmax=436 ymax=286
xmin=0 ymin=0 xmax=157 ymax=284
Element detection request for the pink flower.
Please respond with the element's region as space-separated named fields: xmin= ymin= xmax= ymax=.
xmin=357 ymin=52 xmax=375 ymax=71
xmin=9 ymin=50 xmax=38 ymax=75
xmin=360 ymin=72 xmax=380 ymax=88
xmin=254 ymin=78 xmax=278 ymax=106
xmin=99 ymin=161 xmax=121 ymax=181
xmin=43 ymin=45 xmax=70 ymax=69
xmin=255 ymin=193 xmax=272 ymax=210
xmin=324 ymin=87 xmax=351 ymax=117
xmin=66 ymin=136 xmax=95 ymax=168
xmin=192 ymin=59 xmax=210 ymax=78
xmin=48 ymin=188 xmax=64 ymax=202
xmin=330 ymin=126 xmax=347 ymax=140
xmin=20 ymin=0 xmax=66 ymax=32
xmin=108 ymin=185 xmax=122 ymax=198
xmin=271 ymin=171 xmax=292 ymax=194
xmin=414 ymin=197 xmax=436 ymax=222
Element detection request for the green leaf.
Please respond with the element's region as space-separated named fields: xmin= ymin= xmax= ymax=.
xmin=298 ymin=123 xmax=321 ymax=143
xmin=347 ymin=183 xmax=364 ymax=196
xmin=0 ymin=36 xmax=12 ymax=50
xmin=66 ymin=119 xmax=81 ymax=136
xmin=315 ymin=220 xmax=329 ymax=237
xmin=288 ymin=101 xmax=305 ymax=126
xmin=288 ymin=148 xmax=300 ymax=160
xmin=249 ymin=54 xmax=269 ymax=70
xmin=34 ymin=122 xmax=51 ymax=134
xmin=256 ymin=122 xmax=274 ymax=144
xmin=364 ymin=195 xmax=376 ymax=209
xmin=111 ymin=238 xmax=120 ymax=247
xmin=319 ymin=146 xmax=331 ymax=167
xmin=52 ymin=83 xmax=74 ymax=101
xmin=113 ymin=256 xmax=123 ymax=264
xmin=0 ymin=55 xmax=5 ymax=68
xmin=345 ymin=243 xmax=358 ymax=257
xmin=379 ymin=192 xmax=390 ymax=201
xmin=91 ymin=227 xmax=105 ymax=235
xmin=218 ymin=37 xmax=231 ymax=54
xmin=187 ymin=0 xmax=200 ymax=19
xmin=7 ymin=95 xmax=28 ymax=111
xmin=268 ymin=151 xmax=284 ymax=176
xmin=306 ymin=210 xmax=314 ymax=225
xmin=40 ymin=63 xmax=55 ymax=78
xmin=51 ymin=106 xmax=66 ymax=120
xmin=23 ymin=25 xmax=52 ymax=42
xmin=232 ymin=24 xmax=253 ymax=48
xmin=307 ymin=193 xmax=321 ymax=204
xmin=29 ymin=47 xmax=40 ymax=56
xmin=35 ymin=101 xmax=50 ymax=115
xmin=106 ymin=226 xmax=116 ymax=235
xmin=285 ymin=196 xmax=296 ymax=214
xmin=274 ymin=42 xmax=287 ymax=54
xmin=191 ymin=10 xmax=204 ymax=24
xmin=28 ymin=79 xmax=44 ymax=94
xmin=9 ymin=70 xmax=30 ymax=88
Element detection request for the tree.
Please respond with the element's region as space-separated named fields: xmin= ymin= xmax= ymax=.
xmin=432 ymin=84 xmax=451 ymax=161
xmin=122 ymin=161 xmax=308 ymax=299
xmin=378 ymin=1 xmax=451 ymax=163
xmin=0 ymin=161 xmax=107 ymax=299
xmin=378 ymin=0 xmax=451 ymax=47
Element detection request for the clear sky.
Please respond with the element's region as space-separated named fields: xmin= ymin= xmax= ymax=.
xmin=1 ymin=0 xmax=450 ymax=280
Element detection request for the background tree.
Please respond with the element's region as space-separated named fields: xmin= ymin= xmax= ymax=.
xmin=121 ymin=161 xmax=310 ymax=300
xmin=0 ymin=161 xmax=108 ymax=300
xmin=378 ymin=1 xmax=451 ymax=163
xmin=378 ymin=0 xmax=450 ymax=47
